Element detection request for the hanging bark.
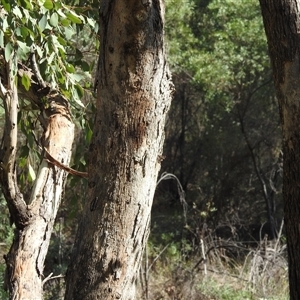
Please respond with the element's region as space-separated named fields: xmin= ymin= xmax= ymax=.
xmin=65 ymin=0 xmax=173 ymax=299
xmin=0 ymin=56 xmax=75 ymax=299
xmin=259 ymin=0 xmax=300 ymax=298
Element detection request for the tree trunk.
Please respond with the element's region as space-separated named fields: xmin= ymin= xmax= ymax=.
xmin=65 ymin=0 xmax=173 ymax=299
xmin=0 ymin=58 xmax=75 ymax=299
xmin=259 ymin=0 xmax=300 ymax=298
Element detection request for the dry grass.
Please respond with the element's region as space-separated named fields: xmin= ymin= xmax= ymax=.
xmin=137 ymin=234 xmax=288 ymax=300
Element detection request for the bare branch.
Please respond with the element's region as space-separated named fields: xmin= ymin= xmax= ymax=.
xmin=0 ymin=58 xmax=30 ymax=228
xmin=44 ymin=147 xmax=88 ymax=178
xmin=42 ymin=273 xmax=65 ymax=285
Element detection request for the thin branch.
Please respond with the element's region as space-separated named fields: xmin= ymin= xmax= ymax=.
xmin=43 ymin=147 xmax=88 ymax=178
xmin=30 ymin=47 xmax=46 ymax=89
xmin=0 ymin=78 xmax=7 ymax=98
xmin=157 ymin=172 xmax=187 ymax=224
xmin=147 ymin=243 xmax=170 ymax=272
xmin=0 ymin=56 xmax=30 ymax=228
xmin=42 ymin=273 xmax=65 ymax=285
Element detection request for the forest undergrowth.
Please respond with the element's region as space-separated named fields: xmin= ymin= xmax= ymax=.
xmin=138 ymin=227 xmax=288 ymax=300
xmin=0 ymin=196 xmax=289 ymax=300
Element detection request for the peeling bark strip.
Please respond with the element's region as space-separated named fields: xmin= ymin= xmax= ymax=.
xmin=0 ymin=55 xmax=75 ymax=298
xmin=259 ymin=0 xmax=300 ymax=299
xmin=65 ymin=0 xmax=173 ymax=299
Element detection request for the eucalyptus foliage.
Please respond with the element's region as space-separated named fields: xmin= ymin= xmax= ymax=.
xmin=0 ymin=0 xmax=98 ymax=186
xmin=0 ymin=0 xmax=97 ymax=106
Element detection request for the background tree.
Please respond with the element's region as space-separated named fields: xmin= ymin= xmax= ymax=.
xmin=259 ymin=0 xmax=300 ymax=298
xmin=154 ymin=0 xmax=282 ymax=249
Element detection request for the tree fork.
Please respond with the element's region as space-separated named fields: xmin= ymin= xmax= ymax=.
xmin=0 ymin=57 xmax=75 ymax=299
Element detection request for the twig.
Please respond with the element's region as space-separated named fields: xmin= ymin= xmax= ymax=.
xmin=42 ymin=273 xmax=65 ymax=285
xmin=43 ymin=147 xmax=88 ymax=178
xmin=273 ymin=218 xmax=284 ymax=254
xmin=193 ymin=243 xmax=247 ymax=271
xmin=156 ymin=172 xmax=187 ymax=224
xmin=204 ymin=268 xmax=248 ymax=282
xmin=0 ymin=78 xmax=7 ymax=98
xmin=200 ymin=239 xmax=207 ymax=275
xmin=145 ymin=244 xmax=149 ymax=300
xmin=30 ymin=46 xmax=46 ymax=89
xmin=147 ymin=243 xmax=170 ymax=272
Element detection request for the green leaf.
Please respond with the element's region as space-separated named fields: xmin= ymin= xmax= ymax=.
xmin=66 ymin=12 xmax=82 ymax=24
xmin=48 ymin=52 xmax=55 ymax=64
xmin=35 ymin=45 xmax=43 ymax=58
xmin=75 ymin=48 xmax=83 ymax=60
xmin=50 ymin=35 xmax=64 ymax=50
xmin=0 ymin=31 xmax=4 ymax=48
xmin=2 ymin=18 xmax=9 ymax=32
xmin=81 ymin=61 xmax=90 ymax=72
xmin=58 ymin=47 xmax=66 ymax=59
xmin=61 ymin=18 xmax=71 ymax=26
xmin=20 ymin=27 xmax=29 ymax=38
xmin=66 ymin=64 xmax=75 ymax=73
xmin=28 ymin=163 xmax=36 ymax=182
xmin=57 ymin=69 xmax=65 ymax=84
xmin=64 ymin=26 xmax=75 ymax=39
xmin=75 ymin=84 xmax=84 ymax=98
xmin=12 ymin=6 xmax=23 ymax=18
xmin=20 ymin=0 xmax=33 ymax=10
xmin=57 ymin=9 xmax=66 ymax=18
xmin=15 ymin=27 xmax=22 ymax=37
xmin=87 ymin=17 xmax=95 ymax=27
xmin=20 ymin=145 xmax=29 ymax=158
xmin=54 ymin=1 xmax=62 ymax=9
xmin=16 ymin=42 xmax=31 ymax=60
xmin=57 ymin=36 xmax=67 ymax=46
xmin=44 ymin=0 xmax=53 ymax=10
xmin=69 ymin=73 xmax=84 ymax=82
xmin=28 ymin=132 xmax=34 ymax=148
xmin=1 ymin=0 xmax=11 ymax=12
xmin=50 ymin=12 xmax=59 ymax=27
xmin=21 ymin=74 xmax=31 ymax=91
xmin=85 ymin=126 xmax=93 ymax=144
xmin=38 ymin=15 xmax=48 ymax=32
xmin=17 ymin=41 xmax=31 ymax=54
xmin=4 ymin=42 xmax=13 ymax=62
xmin=71 ymin=86 xmax=84 ymax=107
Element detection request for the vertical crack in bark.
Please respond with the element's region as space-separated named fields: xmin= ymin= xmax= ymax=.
xmin=131 ymin=204 xmax=141 ymax=239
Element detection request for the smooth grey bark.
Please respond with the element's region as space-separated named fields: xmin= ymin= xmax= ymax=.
xmin=64 ymin=0 xmax=173 ymax=299
xmin=259 ymin=0 xmax=300 ymax=298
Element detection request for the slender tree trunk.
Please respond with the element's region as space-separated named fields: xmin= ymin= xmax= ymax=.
xmin=65 ymin=0 xmax=173 ymax=299
xmin=259 ymin=0 xmax=300 ymax=298
xmin=0 ymin=58 xmax=75 ymax=299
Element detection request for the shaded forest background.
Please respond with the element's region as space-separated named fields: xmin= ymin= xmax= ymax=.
xmin=0 ymin=0 xmax=287 ymax=299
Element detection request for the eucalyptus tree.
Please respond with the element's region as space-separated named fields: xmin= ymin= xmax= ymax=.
xmin=0 ymin=1 xmax=96 ymax=298
xmin=161 ymin=0 xmax=281 ymax=238
xmin=64 ymin=0 xmax=173 ymax=298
